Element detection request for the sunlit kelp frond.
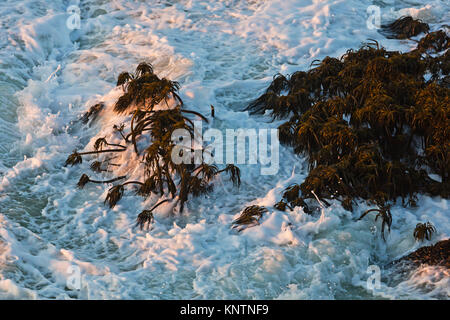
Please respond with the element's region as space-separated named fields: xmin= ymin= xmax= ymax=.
xmin=246 ymin=74 xmax=289 ymax=116
xmin=308 ymin=56 xmax=344 ymax=97
xmin=65 ymin=147 xmax=127 ymax=168
xmin=390 ymin=51 xmax=425 ymax=75
xmin=114 ymin=64 xmax=167 ymax=114
xmin=113 ymin=123 xmax=125 ymax=134
xmin=413 ymin=222 xmax=436 ymax=241
xmin=90 ymin=159 xmax=121 ymax=173
xmin=136 ymin=78 xmax=183 ymax=109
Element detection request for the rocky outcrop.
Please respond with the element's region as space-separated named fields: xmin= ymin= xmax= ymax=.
xmin=398 ymin=239 xmax=450 ymax=268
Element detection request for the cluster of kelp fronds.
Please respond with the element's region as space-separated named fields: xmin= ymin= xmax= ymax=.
xmin=231 ymin=205 xmax=268 ymax=232
xmin=381 ymin=16 xmax=430 ymax=39
xmin=66 ymin=62 xmax=240 ymax=229
xmin=248 ymin=19 xmax=449 ymax=219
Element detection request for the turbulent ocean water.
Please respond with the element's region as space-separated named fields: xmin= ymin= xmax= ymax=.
xmin=0 ymin=0 xmax=449 ymax=299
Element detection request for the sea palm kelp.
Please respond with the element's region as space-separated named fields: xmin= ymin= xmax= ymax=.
xmin=232 ymin=205 xmax=268 ymax=231
xmin=413 ymin=222 xmax=436 ymax=242
xmin=358 ymin=207 xmax=392 ymax=241
xmin=105 ymin=184 xmax=125 ymax=208
xmin=247 ymin=32 xmax=449 ymax=213
xmin=65 ymin=150 xmax=83 ymax=166
xmin=67 ymin=62 xmax=241 ymax=227
xmin=93 ymin=137 xmax=126 ymax=151
xmin=381 ymin=16 xmax=429 ymax=39
xmin=135 ymin=199 xmax=170 ymax=230
xmin=136 ymin=210 xmax=155 ymax=230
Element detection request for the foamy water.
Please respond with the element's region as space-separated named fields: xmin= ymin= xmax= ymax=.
xmin=0 ymin=0 xmax=449 ymax=299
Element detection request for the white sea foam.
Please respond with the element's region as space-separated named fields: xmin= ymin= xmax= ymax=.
xmin=0 ymin=0 xmax=448 ymax=299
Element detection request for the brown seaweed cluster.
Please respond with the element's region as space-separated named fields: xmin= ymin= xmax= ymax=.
xmin=67 ymin=62 xmax=241 ymax=228
xmin=247 ymin=27 xmax=449 ymax=215
xmin=381 ymin=16 xmax=429 ymax=39
xmin=413 ymin=222 xmax=436 ymax=242
xmin=232 ymin=205 xmax=268 ymax=231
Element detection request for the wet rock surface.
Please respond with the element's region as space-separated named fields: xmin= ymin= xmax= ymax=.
xmin=396 ymin=239 xmax=450 ymax=268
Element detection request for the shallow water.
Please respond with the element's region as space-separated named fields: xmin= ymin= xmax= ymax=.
xmin=0 ymin=0 xmax=449 ymax=299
